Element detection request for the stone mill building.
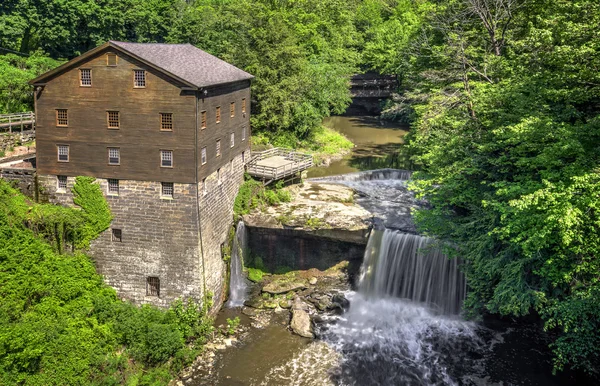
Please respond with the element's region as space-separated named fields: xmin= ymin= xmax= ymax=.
xmin=29 ymin=41 xmax=253 ymax=308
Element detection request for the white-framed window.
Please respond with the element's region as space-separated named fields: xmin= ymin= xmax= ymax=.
xmin=217 ymin=168 xmax=221 ymax=185
xmin=161 ymin=182 xmax=174 ymax=198
xmin=242 ymin=126 xmax=246 ymax=141
xmin=201 ymin=147 xmax=207 ymax=165
xmin=134 ymin=69 xmax=146 ymax=88
xmin=216 ymin=140 xmax=221 ymax=157
xmin=57 ymin=145 xmax=69 ymax=162
xmin=242 ymin=98 xmax=246 ymax=114
xmin=161 ymin=150 xmax=173 ymax=167
xmin=107 ymin=179 xmax=119 ymax=195
xmin=80 ymin=69 xmax=92 ymax=86
xmin=202 ymin=178 xmax=207 ymax=195
xmin=230 ymin=159 xmax=234 ymax=173
xmin=230 ymin=102 xmax=235 ymax=118
xmin=242 ymin=151 xmax=245 ymax=164
xmin=230 ymin=132 xmax=234 ymax=147
xmin=108 ymin=147 xmax=120 ymax=165
xmin=216 ymin=106 xmax=221 ymax=123
xmin=57 ymin=175 xmax=67 ymax=191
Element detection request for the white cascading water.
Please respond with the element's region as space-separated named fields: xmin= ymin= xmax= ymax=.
xmin=226 ymin=221 xmax=249 ymax=307
xmin=360 ymin=229 xmax=466 ymax=315
xmin=312 ymin=171 xmax=483 ymax=386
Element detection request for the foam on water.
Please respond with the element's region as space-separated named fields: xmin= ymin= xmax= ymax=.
xmin=317 ymin=293 xmax=482 ymax=386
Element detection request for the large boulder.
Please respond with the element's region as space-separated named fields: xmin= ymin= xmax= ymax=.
xmin=262 ymin=280 xmax=307 ymax=295
xmin=290 ymin=297 xmax=313 ymax=338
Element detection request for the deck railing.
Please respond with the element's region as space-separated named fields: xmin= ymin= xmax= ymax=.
xmin=0 ymin=112 xmax=35 ymax=133
xmin=246 ymin=148 xmax=313 ymax=182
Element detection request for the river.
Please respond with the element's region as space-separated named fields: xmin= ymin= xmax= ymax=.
xmin=193 ymin=116 xmax=592 ymax=386
xmin=307 ymin=116 xmax=412 ymax=178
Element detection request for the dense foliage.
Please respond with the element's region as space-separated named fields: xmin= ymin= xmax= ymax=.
xmin=0 ymin=180 xmax=213 ymax=385
xmin=381 ymin=0 xmax=600 ymax=374
xmin=233 ymin=175 xmax=292 ymax=218
xmin=0 ymin=0 xmax=370 ymax=144
xmin=0 ymin=53 xmax=62 ymax=114
xmin=2 ymin=0 xmax=599 ymax=377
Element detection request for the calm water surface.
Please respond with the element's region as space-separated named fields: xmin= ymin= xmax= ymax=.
xmin=307 ymin=116 xmax=411 ymax=178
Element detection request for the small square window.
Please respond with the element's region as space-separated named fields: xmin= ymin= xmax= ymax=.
xmin=57 ymin=145 xmax=69 ymax=162
xmin=108 ymin=179 xmax=119 ymax=195
xmin=230 ymin=102 xmax=235 ymax=118
xmin=202 ymin=178 xmax=207 ymax=195
xmin=201 ymin=111 xmax=207 ymax=129
xmin=108 ymin=148 xmax=120 ymax=165
xmin=161 ymin=150 xmax=173 ymax=167
xmin=242 ymin=98 xmax=246 ymax=114
xmin=230 ymin=132 xmax=235 ymax=148
xmin=216 ymin=106 xmax=221 ymax=123
xmin=216 ymin=140 xmax=221 ymax=157
xmin=107 ymin=111 xmax=119 ymax=129
xmin=56 ymin=109 xmax=68 ymax=126
xmin=201 ymin=147 xmax=207 ymax=165
xmin=107 ymin=53 xmax=117 ymax=66
xmin=112 ymin=228 xmax=122 ymax=242
xmin=80 ymin=69 xmax=92 ymax=86
xmin=242 ymin=126 xmax=247 ymax=141
xmin=161 ymin=182 xmax=174 ymax=198
xmin=134 ymin=69 xmax=146 ymax=88
xmin=147 ymin=276 xmax=160 ymax=296
xmin=57 ymin=175 xmax=67 ymax=191
xmin=160 ymin=113 xmax=173 ymax=131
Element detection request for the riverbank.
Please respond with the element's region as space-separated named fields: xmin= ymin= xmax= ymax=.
xmin=252 ymin=125 xmax=354 ymax=167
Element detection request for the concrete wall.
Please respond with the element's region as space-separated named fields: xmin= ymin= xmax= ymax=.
xmin=245 ymin=226 xmax=366 ymax=280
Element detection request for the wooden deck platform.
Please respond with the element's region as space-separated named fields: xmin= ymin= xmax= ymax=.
xmin=246 ymin=148 xmax=313 ymax=184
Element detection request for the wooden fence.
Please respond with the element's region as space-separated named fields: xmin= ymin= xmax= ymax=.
xmin=0 ymin=112 xmax=35 ymax=133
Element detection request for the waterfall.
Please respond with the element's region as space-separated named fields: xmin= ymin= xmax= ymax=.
xmin=359 ymin=229 xmax=466 ymax=315
xmin=226 ymin=221 xmax=249 ymax=307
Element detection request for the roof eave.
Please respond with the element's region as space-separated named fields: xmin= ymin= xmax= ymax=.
xmin=200 ymin=75 xmax=255 ymax=90
xmin=28 ymin=41 xmax=200 ymax=90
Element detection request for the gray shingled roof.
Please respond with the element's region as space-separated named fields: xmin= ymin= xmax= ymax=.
xmin=110 ymin=41 xmax=253 ymax=88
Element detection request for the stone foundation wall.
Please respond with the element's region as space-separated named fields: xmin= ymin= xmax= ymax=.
xmin=197 ymin=152 xmax=246 ymax=308
xmin=36 ymin=150 xmax=247 ymax=309
xmin=0 ymin=167 xmax=36 ymax=197
xmin=38 ymin=175 xmax=203 ymax=308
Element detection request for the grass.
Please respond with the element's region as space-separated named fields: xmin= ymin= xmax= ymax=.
xmin=247 ymin=267 xmax=266 ymax=282
xmin=251 ymin=125 xmax=354 ymax=166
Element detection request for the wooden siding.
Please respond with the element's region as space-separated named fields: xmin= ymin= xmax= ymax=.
xmin=36 ymin=48 xmax=197 ymax=183
xmin=197 ymin=80 xmax=251 ymax=181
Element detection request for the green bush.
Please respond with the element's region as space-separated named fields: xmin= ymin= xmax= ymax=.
xmin=0 ymin=180 xmax=214 ymax=384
